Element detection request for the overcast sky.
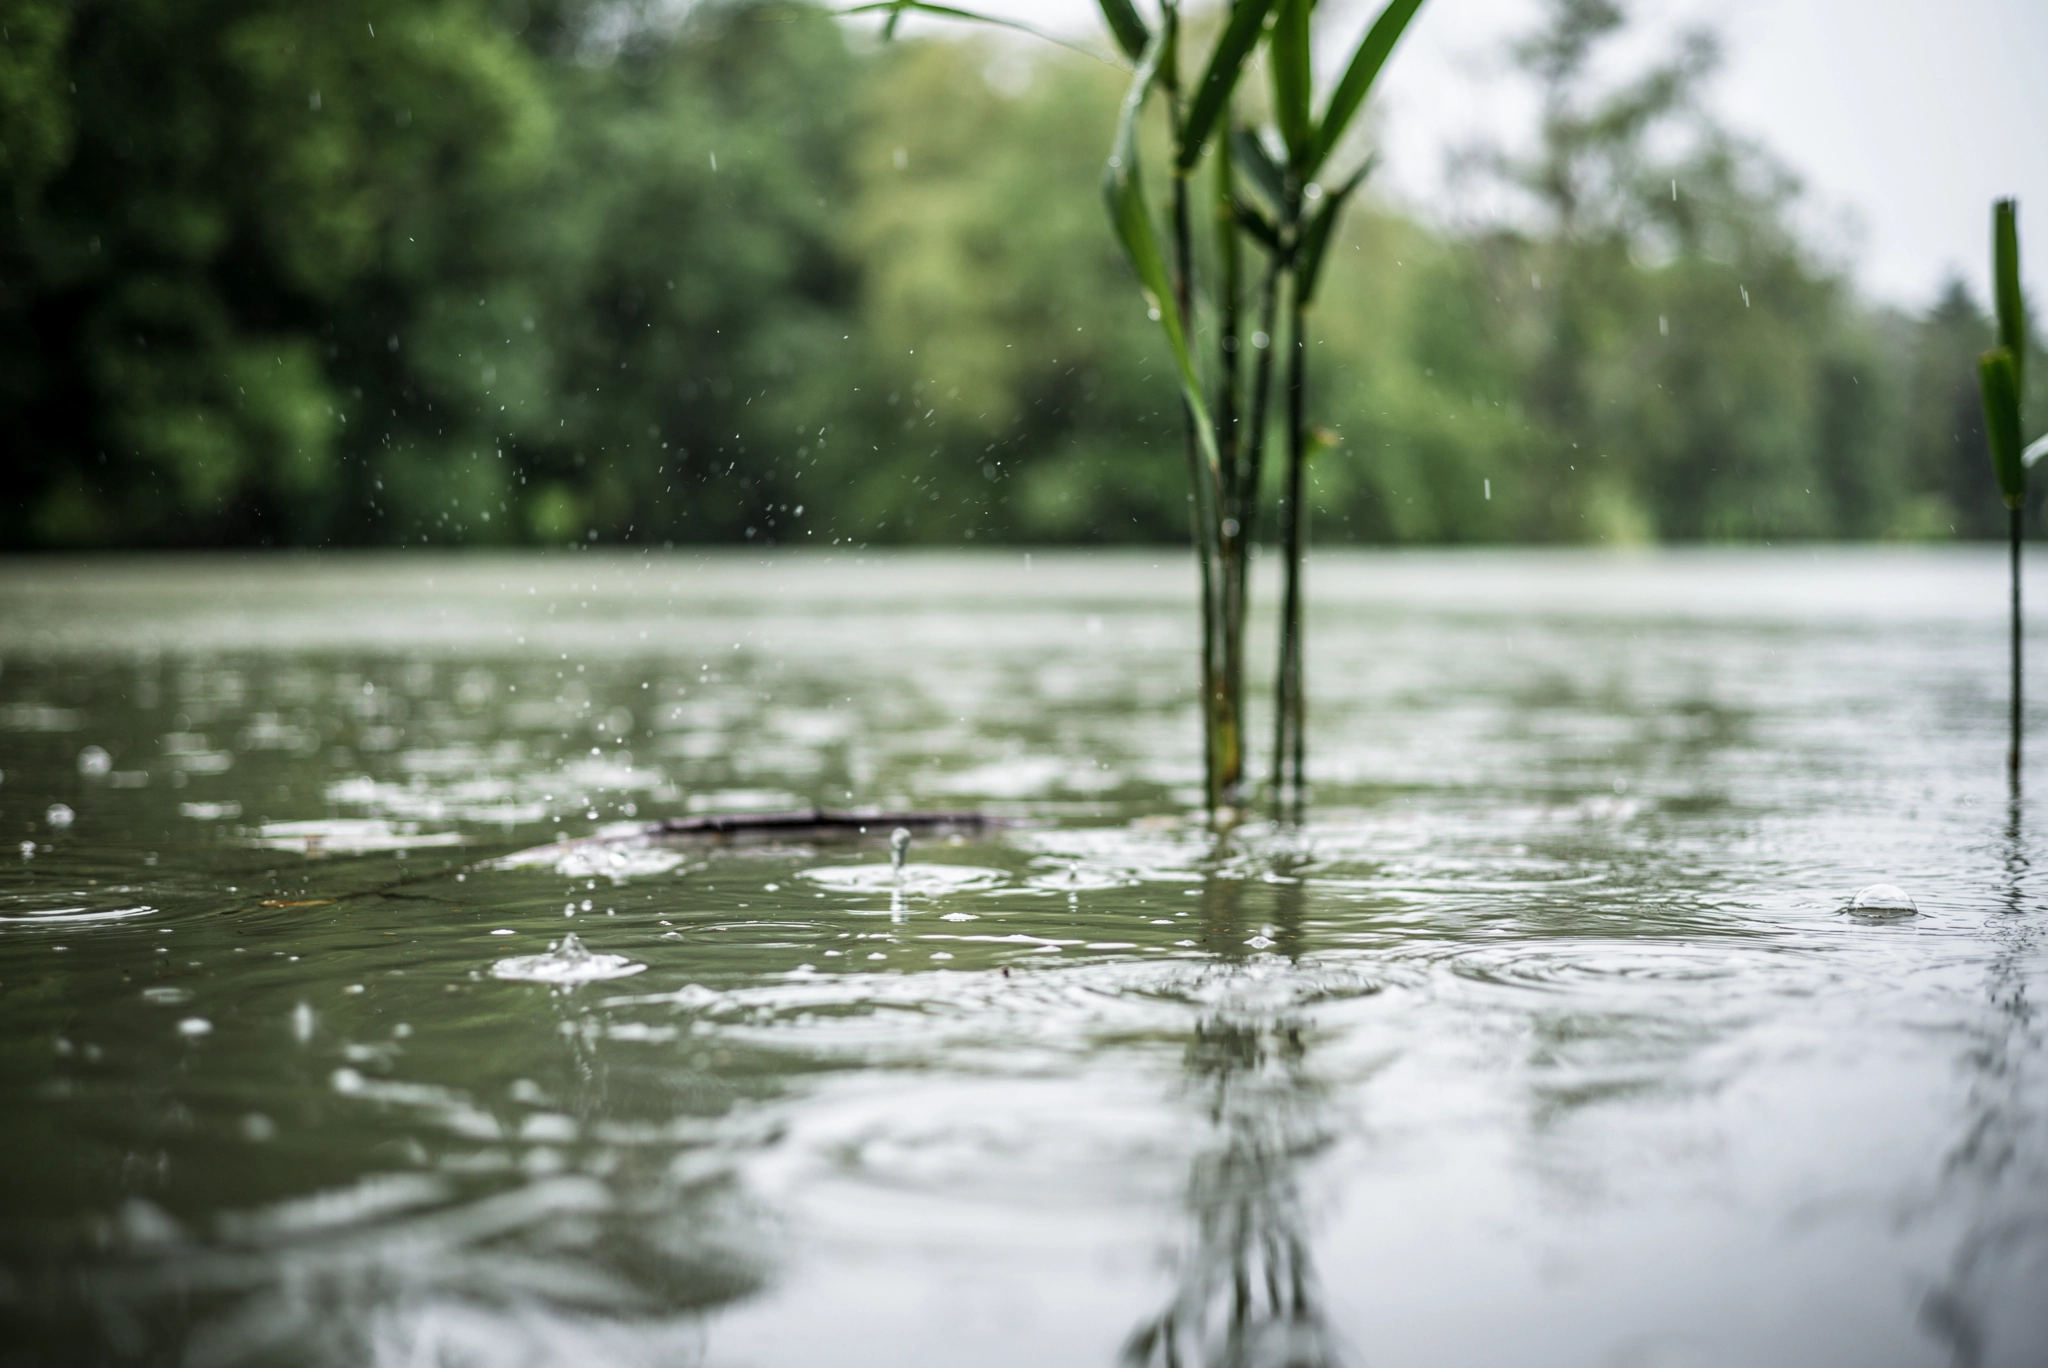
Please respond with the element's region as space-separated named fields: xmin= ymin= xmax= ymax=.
xmin=854 ymin=0 xmax=2048 ymax=313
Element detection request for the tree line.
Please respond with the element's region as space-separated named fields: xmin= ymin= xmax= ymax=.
xmin=1 ymin=0 xmax=2036 ymax=549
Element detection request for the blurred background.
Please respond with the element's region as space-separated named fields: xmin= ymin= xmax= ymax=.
xmin=3 ymin=0 xmax=2043 ymax=551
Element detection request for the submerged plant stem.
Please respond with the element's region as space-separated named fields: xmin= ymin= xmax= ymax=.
xmin=2013 ymin=505 xmax=2024 ymax=776
xmin=1216 ymin=138 xmax=1246 ymax=807
xmin=1163 ymin=32 xmax=1226 ymax=821
xmin=1274 ymin=283 xmax=1307 ymax=818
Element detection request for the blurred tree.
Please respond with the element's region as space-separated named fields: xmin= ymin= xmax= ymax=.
xmin=0 ymin=0 xmax=2025 ymax=551
xmin=2 ymin=0 xmax=550 ymax=546
xmin=1311 ymin=0 xmax=1902 ymax=545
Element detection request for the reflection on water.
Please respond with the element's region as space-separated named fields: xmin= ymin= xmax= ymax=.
xmin=0 ymin=548 xmax=2046 ymax=1366
xmin=1126 ymin=876 xmax=1349 ymax=1368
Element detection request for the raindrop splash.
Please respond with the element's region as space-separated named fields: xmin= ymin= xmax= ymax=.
xmin=491 ymin=932 xmax=646 ymax=985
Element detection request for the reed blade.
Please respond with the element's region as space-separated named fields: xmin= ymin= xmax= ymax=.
xmin=1982 ymin=346 xmax=2026 ymax=508
xmin=1308 ymin=0 xmax=1424 ymax=177
xmin=1232 ymin=196 xmax=1282 ymax=252
xmin=1104 ymin=28 xmax=1223 ymax=487
xmin=843 ymin=1 xmax=1121 ymax=63
xmin=1294 ymin=155 xmax=1377 ymax=303
xmin=1269 ymin=0 xmax=1313 ymax=165
xmin=1096 ymin=0 xmax=1152 ymax=63
xmin=1231 ymin=126 xmax=1287 ymax=210
xmin=1178 ymin=0 xmax=1278 ymax=172
xmin=1994 ymin=199 xmax=2023 ymax=394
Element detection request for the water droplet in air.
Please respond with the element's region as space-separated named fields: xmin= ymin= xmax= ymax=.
xmin=178 ymin=1018 xmax=212 ymax=1038
xmin=78 ymin=746 xmax=111 ymax=777
xmin=890 ymin=827 xmax=912 ymax=874
xmin=45 ymin=803 xmax=73 ymax=829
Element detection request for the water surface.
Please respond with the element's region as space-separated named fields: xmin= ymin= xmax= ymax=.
xmin=1 ymin=548 xmax=2043 ymax=1367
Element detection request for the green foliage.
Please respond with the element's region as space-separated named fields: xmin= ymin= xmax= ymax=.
xmin=0 ymin=0 xmax=2034 ymax=550
xmin=1980 ymin=199 xmax=2029 ymax=510
xmin=1994 ymin=199 xmax=2023 ymax=390
xmin=1981 ymin=347 xmax=2025 ymax=508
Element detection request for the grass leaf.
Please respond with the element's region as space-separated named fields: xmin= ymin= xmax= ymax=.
xmin=1178 ymin=0 xmax=1277 ymax=172
xmin=1095 ymin=0 xmax=1152 ymax=64
xmin=1309 ymin=0 xmax=1424 ymax=177
xmin=1103 ymin=26 xmax=1221 ymax=478
xmin=1270 ymin=0 xmax=1313 ymax=166
xmin=1231 ymin=126 xmax=1286 ymax=209
xmin=1981 ymin=346 xmax=2026 ymax=507
xmin=843 ymin=1 xmax=1121 ymax=64
xmin=1232 ymin=196 xmax=1281 ymax=253
xmin=1994 ymin=198 xmax=2023 ymax=394
xmin=1294 ymin=155 xmax=1377 ymax=303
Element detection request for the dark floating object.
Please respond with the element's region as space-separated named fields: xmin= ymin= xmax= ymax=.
xmin=636 ymin=808 xmax=1004 ymax=844
xmin=499 ymin=808 xmax=1005 ymax=864
xmin=229 ymin=810 xmax=1006 ymax=915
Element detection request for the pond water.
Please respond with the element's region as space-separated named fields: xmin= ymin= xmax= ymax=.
xmin=1 ymin=548 xmax=2044 ymax=1368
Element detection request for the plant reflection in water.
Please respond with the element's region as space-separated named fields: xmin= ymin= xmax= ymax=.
xmin=1125 ymin=867 xmax=1351 ymax=1368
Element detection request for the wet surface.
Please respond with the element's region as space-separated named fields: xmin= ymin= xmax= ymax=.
xmin=0 ymin=547 xmax=2044 ymax=1367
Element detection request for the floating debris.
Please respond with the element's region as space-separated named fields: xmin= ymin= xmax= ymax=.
xmin=490 ymin=932 xmax=646 ymax=985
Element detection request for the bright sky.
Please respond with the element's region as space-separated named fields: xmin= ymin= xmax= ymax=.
xmin=852 ymin=0 xmax=2048 ymax=313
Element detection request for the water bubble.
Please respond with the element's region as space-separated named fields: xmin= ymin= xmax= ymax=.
xmin=45 ymin=803 xmax=74 ymax=830
xmin=1850 ymin=884 xmax=1917 ymax=916
xmin=490 ymin=931 xmax=646 ymax=984
xmin=77 ymin=746 xmax=111 ymax=777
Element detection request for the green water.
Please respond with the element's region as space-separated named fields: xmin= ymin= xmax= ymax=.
xmin=0 ymin=548 xmax=2043 ymax=1367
